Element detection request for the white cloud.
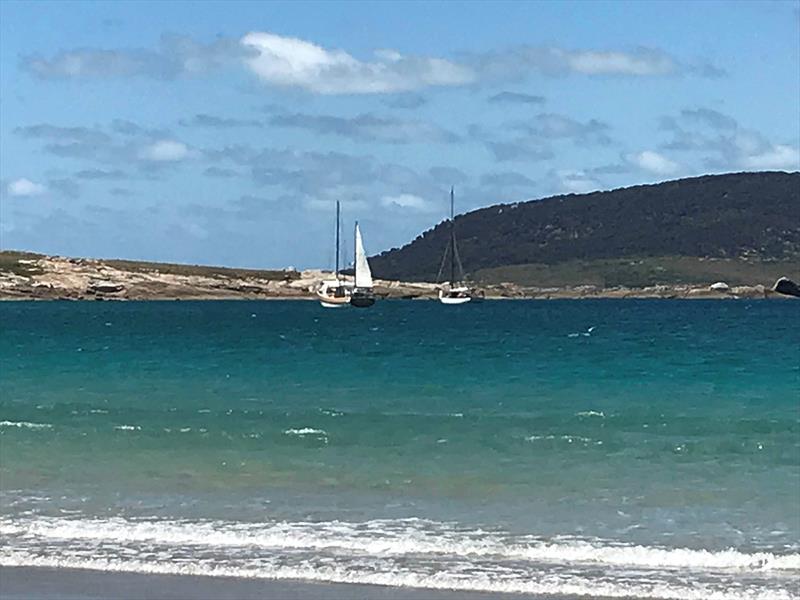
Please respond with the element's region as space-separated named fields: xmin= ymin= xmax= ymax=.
xmin=739 ymin=144 xmax=800 ymax=171
xmin=22 ymin=35 xmax=246 ymax=80
xmin=241 ymin=32 xmax=474 ymax=94
xmin=554 ymin=170 xmax=601 ymax=194
xmin=564 ymin=49 xmax=675 ymax=76
xmin=7 ymin=178 xmax=47 ymax=197
xmin=306 ymin=197 xmax=369 ymax=212
xmin=659 ymin=108 xmax=799 ymax=173
xmin=139 ymin=140 xmax=190 ymax=162
xmin=626 ymin=150 xmax=680 ymax=175
xmin=270 ymin=112 xmax=458 ymax=144
xmin=381 ymin=193 xmax=436 ymax=212
xmin=470 ymin=45 xmax=713 ymax=80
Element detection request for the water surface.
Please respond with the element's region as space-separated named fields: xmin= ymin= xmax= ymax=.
xmin=1 ymin=300 xmax=798 ymax=598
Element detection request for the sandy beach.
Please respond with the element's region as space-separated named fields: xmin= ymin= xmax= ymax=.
xmin=0 ymin=567 xmax=555 ymax=600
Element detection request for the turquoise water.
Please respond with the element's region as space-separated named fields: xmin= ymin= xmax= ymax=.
xmin=1 ymin=300 xmax=798 ymax=598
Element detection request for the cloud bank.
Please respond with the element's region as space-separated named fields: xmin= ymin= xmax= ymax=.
xmin=660 ymin=108 xmax=800 ymax=171
xmin=269 ymin=112 xmax=459 ymax=144
xmin=21 ymin=32 xmax=724 ymax=95
xmin=22 ymin=35 xmax=249 ymax=80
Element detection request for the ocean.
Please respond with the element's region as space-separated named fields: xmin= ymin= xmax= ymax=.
xmin=1 ymin=299 xmax=798 ymax=599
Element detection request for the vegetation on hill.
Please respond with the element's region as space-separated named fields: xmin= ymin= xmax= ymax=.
xmin=0 ymin=251 xmax=299 ymax=281
xmin=474 ymin=256 xmax=799 ymax=288
xmin=369 ymin=171 xmax=800 ymax=283
xmin=0 ymin=251 xmax=45 ymax=277
xmin=102 ymin=258 xmax=299 ymax=280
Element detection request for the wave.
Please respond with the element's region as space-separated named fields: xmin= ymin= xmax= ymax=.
xmin=284 ymin=427 xmax=327 ymax=437
xmin=318 ymin=409 xmax=344 ymax=417
xmin=0 ymin=420 xmax=52 ymax=430
xmin=2 ymin=515 xmax=797 ymax=573
xmin=1 ymin=548 xmax=796 ymax=600
xmin=114 ymin=425 xmax=140 ymax=431
xmin=2 ymin=515 xmax=798 ymax=600
xmin=576 ymin=410 xmax=605 ymax=418
xmin=526 ymin=434 xmax=602 ymax=445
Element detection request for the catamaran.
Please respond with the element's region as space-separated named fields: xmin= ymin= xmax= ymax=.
xmin=316 ymin=201 xmax=352 ymax=308
xmin=438 ymin=187 xmax=473 ymax=305
xmin=350 ymin=221 xmax=376 ymax=308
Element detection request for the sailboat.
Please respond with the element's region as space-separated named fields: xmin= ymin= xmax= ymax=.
xmin=438 ymin=187 xmax=472 ymax=305
xmin=316 ymin=201 xmax=352 ymax=308
xmin=350 ymin=221 xmax=376 ymax=308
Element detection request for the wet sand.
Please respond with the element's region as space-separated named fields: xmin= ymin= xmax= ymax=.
xmin=0 ymin=567 xmax=561 ymax=600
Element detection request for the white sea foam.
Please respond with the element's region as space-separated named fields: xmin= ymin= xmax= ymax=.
xmin=114 ymin=425 xmax=140 ymax=431
xmin=0 ymin=420 xmax=52 ymax=430
xmin=284 ymin=427 xmax=327 ymax=437
xmin=319 ymin=409 xmax=344 ymax=417
xmin=0 ymin=547 xmax=796 ymax=600
xmin=576 ymin=410 xmax=605 ymax=418
xmin=1 ymin=515 xmax=797 ymax=573
xmin=526 ymin=434 xmax=600 ymax=445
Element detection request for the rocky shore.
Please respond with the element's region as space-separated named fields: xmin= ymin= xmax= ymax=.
xmin=0 ymin=253 xmax=795 ymax=301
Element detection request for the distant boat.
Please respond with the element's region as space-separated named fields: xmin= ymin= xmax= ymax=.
xmin=316 ymin=201 xmax=352 ymax=308
xmin=438 ymin=187 xmax=472 ymax=305
xmin=350 ymin=221 xmax=376 ymax=308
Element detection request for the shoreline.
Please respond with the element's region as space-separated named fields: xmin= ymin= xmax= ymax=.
xmin=0 ymin=566 xmax=558 ymax=600
xmin=0 ymin=289 xmax=791 ymax=301
xmin=0 ymin=288 xmax=793 ymax=301
xmin=1 ymin=252 xmax=795 ymax=301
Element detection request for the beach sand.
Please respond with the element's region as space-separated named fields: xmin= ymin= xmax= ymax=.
xmin=0 ymin=567 xmax=558 ymax=600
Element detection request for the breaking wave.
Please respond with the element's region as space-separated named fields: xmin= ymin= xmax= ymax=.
xmin=1 ymin=514 xmax=798 ymax=600
xmin=0 ymin=420 xmax=52 ymax=430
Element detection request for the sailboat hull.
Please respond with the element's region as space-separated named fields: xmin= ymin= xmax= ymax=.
xmin=350 ymin=292 xmax=375 ymax=308
xmin=316 ymin=281 xmax=352 ymax=308
xmin=319 ymin=298 xmax=350 ymax=308
xmin=352 ymin=222 xmax=376 ymax=308
xmin=438 ymin=287 xmax=472 ymax=305
xmin=439 ymin=295 xmax=471 ymax=305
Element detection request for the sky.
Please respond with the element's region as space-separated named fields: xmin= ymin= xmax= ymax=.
xmin=1 ymin=0 xmax=798 ymax=269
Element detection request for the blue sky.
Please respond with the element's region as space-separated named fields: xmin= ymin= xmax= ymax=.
xmin=1 ymin=0 xmax=798 ymax=269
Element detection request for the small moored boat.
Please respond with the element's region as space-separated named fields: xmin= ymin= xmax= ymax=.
xmin=437 ymin=187 xmax=473 ymax=305
xmin=316 ymin=201 xmax=352 ymax=308
xmin=350 ymin=221 xmax=375 ymax=308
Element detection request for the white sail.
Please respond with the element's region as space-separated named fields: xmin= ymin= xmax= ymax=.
xmin=354 ymin=223 xmax=373 ymax=289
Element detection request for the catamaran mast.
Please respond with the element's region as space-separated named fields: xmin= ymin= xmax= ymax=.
xmin=450 ymin=187 xmax=456 ymax=286
xmin=335 ymin=201 xmax=340 ymax=282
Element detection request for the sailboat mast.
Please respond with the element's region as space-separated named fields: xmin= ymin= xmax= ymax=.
xmin=354 ymin=220 xmax=358 ymax=289
xmin=450 ymin=187 xmax=456 ymax=286
xmin=335 ymin=201 xmax=340 ymax=281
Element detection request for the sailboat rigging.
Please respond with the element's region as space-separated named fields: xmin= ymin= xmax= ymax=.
xmin=316 ymin=201 xmax=352 ymax=308
xmin=350 ymin=221 xmax=376 ymax=308
xmin=438 ymin=187 xmax=472 ymax=305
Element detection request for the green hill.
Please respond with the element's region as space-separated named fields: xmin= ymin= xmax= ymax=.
xmin=369 ymin=171 xmax=800 ymax=286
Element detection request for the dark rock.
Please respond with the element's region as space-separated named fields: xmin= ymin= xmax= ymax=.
xmin=773 ymin=277 xmax=800 ymax=298
xmin=88 ymin=281 xmax=124 ymax=294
